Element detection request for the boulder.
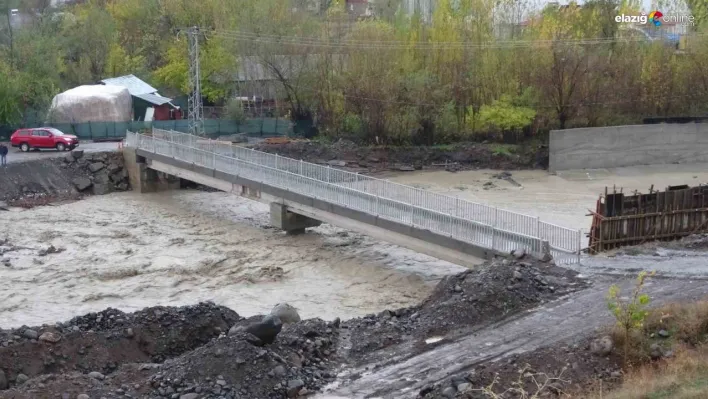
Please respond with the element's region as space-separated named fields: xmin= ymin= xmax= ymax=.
xmin=270 ymin=303 xmax=301 ymax=325
xmin=92 ymin=184 xmax=113 ymax=196
xmin=511 ymin=248 xmax=526 ymax=259
xmin=93 ymin=172 xmax=111 ymax=185
xmin=71 ymin=149 xmax=84 ymax=159
xmin=88 ymin=162 xmax=105 ymax=173
xmin=72 ymin=177 xmax=93 ymax=191
xmin=38 ymin=332 xmax=61 ymax=343
xmin=107 ymin=163 xmax=122 ymax=173
xmin=15 ymin=373 xmax=28 ymax=385
xmin=245 ymin=314 xmax=282 ymax=345
xmin=88 ymin=371 xmax=105 ymax=380
xmin=286 ymin=379 xmax=305 ymax=398
xmin=590 ymin=335 xmax=614 ymax=356
xmin=0 ymin=369 xmax=7 ymax=390
xmin=23 ymin=329 xmax=38 ymax=340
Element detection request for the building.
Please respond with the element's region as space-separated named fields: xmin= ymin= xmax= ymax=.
xmin=346 ymin=0 xmax=373 ymax=18
xmin=100 ymin=75 xmax=182 ymax=121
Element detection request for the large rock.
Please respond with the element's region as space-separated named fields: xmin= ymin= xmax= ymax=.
xmin=590 ymin=335 xmax=614 ymax=356
xmin=245 ymin=315 xmax=282 ymax=345
xmin=88 ymin=162 xmax=105 ymax=173
xmin=38 ymin=331 xmax=61 ymax=343
xmin=71 ymin=149 xmax=84 ymax=159
xmin=0 ymin=369 xmax=7 ymax=390
xmin=286 ymin=379 xmax=305 ymax=398
xmin=23 ymin=329 xmax=38 ymax=340
xmin=15 ymin=373 xmax=28 ymax=385
xmin=110 ymin=169 xmax=127 ymax=183
xmin=107 ymin=162 xmax=122 ymax=174
xmin=72 ymin=177 xmax=92 ymax=192
xmin=92 ymin=184 xmax=113 ymax=196
xmin=93 ymin=171 xmax=111 ymax=185
xmin=270 ymin=303 xmax=301 ymax=325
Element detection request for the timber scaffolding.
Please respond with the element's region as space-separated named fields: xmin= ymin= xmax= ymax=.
xmin=588 ymin=184 xmax=708 ymax=253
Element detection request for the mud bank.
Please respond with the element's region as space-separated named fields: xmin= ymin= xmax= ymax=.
xmin=253 ymin=140 xmax=547 ymax=174
xmin=0 ymin=151 xmax=130 ymax=207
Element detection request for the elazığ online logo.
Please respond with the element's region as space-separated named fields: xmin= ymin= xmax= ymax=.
xmin=648 ymin=10 xmax=663 ymax=26
xmin=615 ymin=10 xmax=694 ymax=26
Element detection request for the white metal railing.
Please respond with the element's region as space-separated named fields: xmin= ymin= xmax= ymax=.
xmin=126 ymin=129 xmax=582 ymax=263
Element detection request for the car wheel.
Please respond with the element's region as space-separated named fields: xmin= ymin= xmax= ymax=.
xmin=20 ymin=143 xmax=30 ymax=152
xmin=56 ymin=143 xmax=66 ymax=152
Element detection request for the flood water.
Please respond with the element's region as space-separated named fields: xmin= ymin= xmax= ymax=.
xmin=0 ymin=191 xmax=464 ymax=328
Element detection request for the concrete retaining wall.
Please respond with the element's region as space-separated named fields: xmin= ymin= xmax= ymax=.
xmin=549 ymin=123 xmax=708 ymax=172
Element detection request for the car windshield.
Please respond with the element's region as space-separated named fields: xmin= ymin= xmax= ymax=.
xmin=46 ymin=128 xmax=65 ymax=136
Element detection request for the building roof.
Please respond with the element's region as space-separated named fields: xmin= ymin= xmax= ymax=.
xmin=100 ymin=75 xmax=158 ymax=96
xmin=134 ymin=93 xmax=173 ymax=106
xmin=100 ymin=74 xmax=176 ymax=106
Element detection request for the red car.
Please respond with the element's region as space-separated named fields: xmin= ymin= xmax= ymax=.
xmin=10 ymin=127 xmax=80 ymax=152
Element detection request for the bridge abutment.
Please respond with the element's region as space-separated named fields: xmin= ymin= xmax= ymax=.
xmin=123 ymin=148 xmax=180 ymax=193
xmin=270 ymin=203 xmax=322 ymax=235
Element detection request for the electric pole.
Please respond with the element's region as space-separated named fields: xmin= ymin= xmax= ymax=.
xmin=187 ymin=26 xmax=204 ymax=136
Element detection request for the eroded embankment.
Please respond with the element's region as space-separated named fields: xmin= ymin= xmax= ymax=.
xmin=0 ymin=151 xmax=130 ymax=207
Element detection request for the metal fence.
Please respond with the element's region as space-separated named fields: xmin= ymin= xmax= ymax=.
xmin=127 ymin=129 xmax=582 ymax=263
xmin=0 ymin=118 xmax=292 ymax=141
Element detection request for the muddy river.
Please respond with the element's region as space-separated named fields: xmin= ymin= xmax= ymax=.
xmin=0 ymin=191 xmax=465 ymax=328
xmin=3 ymin=163 xmax=707 ymax=328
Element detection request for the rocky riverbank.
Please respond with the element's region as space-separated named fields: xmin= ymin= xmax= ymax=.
xmin=0 ymin=151 xmax=130 ymax=208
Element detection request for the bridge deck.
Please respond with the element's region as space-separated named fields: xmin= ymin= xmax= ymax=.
xmin=126 ymin=130 xmax=581 ymax=263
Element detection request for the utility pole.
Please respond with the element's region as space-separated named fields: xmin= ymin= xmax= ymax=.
xmin=187 ymin=26 xmax=204 ymax=136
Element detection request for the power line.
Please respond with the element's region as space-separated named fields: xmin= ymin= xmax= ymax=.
xmin=209 ymin=29 xmax=707 ymax=50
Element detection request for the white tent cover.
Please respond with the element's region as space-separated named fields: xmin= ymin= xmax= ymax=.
xmin=47 ymin=85 xmax=133 ymax=123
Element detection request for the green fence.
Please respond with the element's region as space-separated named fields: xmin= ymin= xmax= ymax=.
xmin=0 ymin=118 xmax=292 ymax=141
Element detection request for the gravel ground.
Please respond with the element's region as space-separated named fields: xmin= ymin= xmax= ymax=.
xmin=4 ymin=142 xmax=119 ymax=164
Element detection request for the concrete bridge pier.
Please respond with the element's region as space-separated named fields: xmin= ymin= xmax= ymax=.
xmin=270 ymin=203 xmax=322 ymax=235
xmin=123 ymin=148 xmax=180 ymax=193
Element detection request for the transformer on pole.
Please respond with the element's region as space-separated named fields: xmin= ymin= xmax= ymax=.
xmin=187 ymin=26 xmax=204 ymax=136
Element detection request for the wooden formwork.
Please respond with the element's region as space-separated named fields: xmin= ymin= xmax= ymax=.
xmin=588 ymin=184 xmax=708 ymax=253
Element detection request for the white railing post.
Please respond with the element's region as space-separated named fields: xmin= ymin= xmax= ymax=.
xmin=455 ymin=197 xmax=460 ymax=237
xmin=327 ymin=165 xmax=331 ymax=183
xmin=577 ymin=228 xmax=582 ymax=263
xmin=536 ymin=216 xmax=541 ymax=253
xmin=299 ymin=159 xmax=303 ymax=175
xmin=275 ymin=153 xmax=279 ymax=170
xmin=492 ymin=207 xmax=498 ymax=251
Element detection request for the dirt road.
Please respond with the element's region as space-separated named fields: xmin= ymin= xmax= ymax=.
xmin=321 ymin=276 xmax=708 ymax=398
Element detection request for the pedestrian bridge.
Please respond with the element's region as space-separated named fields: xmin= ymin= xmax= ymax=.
xmin=123 ymin=129 xmax=581 ymax=267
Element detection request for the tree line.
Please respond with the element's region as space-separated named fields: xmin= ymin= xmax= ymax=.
xmin=0 ymin=0 xmax=707 ymax=144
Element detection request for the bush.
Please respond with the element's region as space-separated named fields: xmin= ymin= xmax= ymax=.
xmin=474 ymin=96 xmax=536 ymax=139
xmin=225 ymin=98 xmax=246 ymax=123
xmin=607 ymin=271 xmax=655 ymax=365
